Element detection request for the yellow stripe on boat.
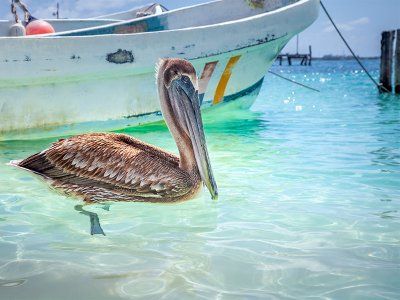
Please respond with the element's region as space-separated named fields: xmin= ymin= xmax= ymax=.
xmin=213 ymin=55 xmax=241 ymax=105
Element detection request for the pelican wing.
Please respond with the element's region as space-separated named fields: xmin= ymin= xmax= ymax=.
xmin=18 ymin=133 xmax=192 ymax=199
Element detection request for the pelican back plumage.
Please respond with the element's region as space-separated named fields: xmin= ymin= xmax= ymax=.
xmin=14 ymin=133 xmax=201 ymax=202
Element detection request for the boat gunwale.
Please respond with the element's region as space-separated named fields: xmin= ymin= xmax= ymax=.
xmin=0 ymin=0 xmax=309 ymax=40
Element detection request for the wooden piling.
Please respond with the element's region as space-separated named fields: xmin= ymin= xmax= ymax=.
xmin=379 ymin=30 xmax=395 ymax=93
xmin=395 ymin=29 xmax=400 ymax=94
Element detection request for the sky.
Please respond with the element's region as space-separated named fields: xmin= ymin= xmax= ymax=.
xmin=1 ymin=0 xmax=399 ymax=57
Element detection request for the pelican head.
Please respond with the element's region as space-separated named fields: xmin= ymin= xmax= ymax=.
xmin=157 ymin=58 xmax=218 ymax=200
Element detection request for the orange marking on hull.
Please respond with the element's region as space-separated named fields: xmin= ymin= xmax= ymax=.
xmin=213 ymin=55 xmax=241 ymax=105
xmin=198 ymin=61 xmax=218 ymax=94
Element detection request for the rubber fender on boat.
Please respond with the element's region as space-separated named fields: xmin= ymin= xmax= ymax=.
xmin=26 ymin=20 xmax=55 ymax=35
xmin=9 ymin=22 xmax=26 ymax=36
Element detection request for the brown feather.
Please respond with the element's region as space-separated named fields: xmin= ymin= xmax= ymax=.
xmin=17 ymin=133 xmax=201 ymax=202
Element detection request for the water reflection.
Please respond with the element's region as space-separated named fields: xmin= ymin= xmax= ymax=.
xmin=373 ymin=210 xmax=399 ymax=219
xmin=370 ymin=94 xmax=400 ymax=172
xmin=120 ymin=106 xmax=270 ymax=138
xmin=376 ymin=93 xmax=400 ymax=113
xmin=370 ymin=147 xmax=400 ymax=169
xmin=0 ymin=279 xmax=27 ymax=288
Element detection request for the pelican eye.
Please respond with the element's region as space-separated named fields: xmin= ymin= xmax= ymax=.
xmin=182 ymin=75 xmax=190 ymax=83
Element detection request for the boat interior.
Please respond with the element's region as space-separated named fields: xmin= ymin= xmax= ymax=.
xmin=0 ymin=0 xmax=301 ymax=38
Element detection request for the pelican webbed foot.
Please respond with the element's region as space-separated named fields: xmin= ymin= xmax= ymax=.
xmin=75 ymin=204 xmax=106 ymax=236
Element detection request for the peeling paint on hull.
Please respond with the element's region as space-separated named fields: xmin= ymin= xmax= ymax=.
xmin=106 ymin=49 xmax=134 ymax=64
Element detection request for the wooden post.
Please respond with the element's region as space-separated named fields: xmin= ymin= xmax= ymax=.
xmin=395 ymin=29 xmax=400 ymax=94
xmin=379 ymin=30 xmax=395 ymax=93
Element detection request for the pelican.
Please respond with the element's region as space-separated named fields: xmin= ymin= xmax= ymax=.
xmin=10 ymin=58 xmax=218 ymax=203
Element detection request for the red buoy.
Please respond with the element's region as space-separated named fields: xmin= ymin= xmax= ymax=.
xmin=26 ymin=20 xmax=55 ymax=35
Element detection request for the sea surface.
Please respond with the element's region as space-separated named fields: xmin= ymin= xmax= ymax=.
xmin=0 ymin=59 xmax=399 ymax=299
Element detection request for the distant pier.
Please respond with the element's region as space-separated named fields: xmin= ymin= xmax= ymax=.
xmin=277 ymin=49 xmax=312 ymax=66
xmin=277 ymin=35 xmax=312 ymax=66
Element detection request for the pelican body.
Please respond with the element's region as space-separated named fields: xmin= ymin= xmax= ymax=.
xmin=10 ymin=58 xmax=218 ymax=203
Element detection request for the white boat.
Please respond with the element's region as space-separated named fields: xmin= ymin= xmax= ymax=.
xmin=0 ymin=0 xmax=319 ymax=140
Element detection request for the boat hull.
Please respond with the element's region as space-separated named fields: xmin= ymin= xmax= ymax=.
xmin=0 ymin=0 xmax=319 ymax=140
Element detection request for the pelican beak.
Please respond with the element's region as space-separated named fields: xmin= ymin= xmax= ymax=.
xmin=169 ymin=76 xmax=218 ymax=200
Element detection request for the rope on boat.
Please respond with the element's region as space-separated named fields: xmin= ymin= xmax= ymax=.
xmin=268 ymin=70 xmax=320 ymax=92
xmin=10 ymin=0 xmax=31 ymax=23
xmin=10 ymin=1 xmax=18 ymax=22
xmin=320 ymin=1 xmax=387 ymax=92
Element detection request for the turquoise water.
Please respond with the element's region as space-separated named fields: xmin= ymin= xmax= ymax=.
xmin=0 ymin=59 xmax=399 ymax=299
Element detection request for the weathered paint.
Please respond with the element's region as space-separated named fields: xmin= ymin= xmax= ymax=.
xmin=247 ymin=0 xmax=266 ymax=9
xmin=198 ymin=61 xmax=218 ymax=103
xmin=106 ymin=49 xmax=134 ymax=64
